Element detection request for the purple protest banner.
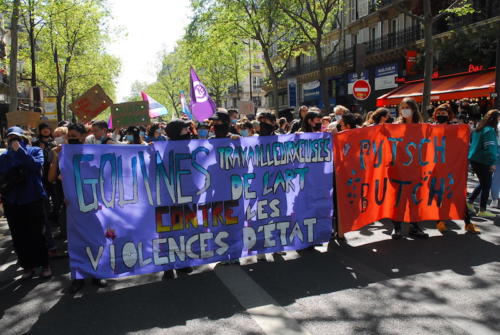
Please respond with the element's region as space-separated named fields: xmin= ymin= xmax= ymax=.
xmin=59 ymin=134 xmax=334 ymax=279
xmin=189 ymin=68 xmax=216 ymax=121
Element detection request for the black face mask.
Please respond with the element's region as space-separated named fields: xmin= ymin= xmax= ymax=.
xmin=312 ymin=123 xmax=322 ymax=131
xmin=436 ymin=115 xmax=449 ymax=124
xmin=259 ymin=122 xmax=275 ymax=136
xmin=68 ymin=138 xmax=82 ymax=145
xmin=214 ymin=124 xmax=230 ymax=138
xmin=336 ymin=124 xmax=342 ymax=132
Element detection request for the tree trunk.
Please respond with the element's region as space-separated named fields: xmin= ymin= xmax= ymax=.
xmin=56 ymin=94 xmax=63 ymax=122
xmin=270 ymin=73 xmax=280 ymax=117
xmin=316 ymin=43 xmax=330 ymax=114
xmin=63 ymin=93 xmax=68 ymax=120
xmin=496 ymin=33 xmax=500 ymax=109
xmin=29 ymin=11 xmax=40 ymax=112
xmin=422 ymin=0 xmax=433 ymax=119
xmin=261 ymin=49 xmax=280 ymax=116
xmin=8 ymin=0 xmax=20 ymax=115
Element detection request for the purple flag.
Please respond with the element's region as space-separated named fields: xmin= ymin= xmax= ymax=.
xmin=189 ymin=68 xmax=216 ymax=121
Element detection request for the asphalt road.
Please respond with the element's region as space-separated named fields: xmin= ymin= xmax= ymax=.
xmin=1 ymin=180 xmax=500 ymax=335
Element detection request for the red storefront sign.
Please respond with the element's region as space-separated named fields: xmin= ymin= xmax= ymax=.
xmin=406 ymin=50 xmax=417 ymax=75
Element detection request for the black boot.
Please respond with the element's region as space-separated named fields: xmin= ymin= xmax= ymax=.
xmin=409 ymin=223 xmax=429 ymax=239
xmin=392 ymin=221 xmax=403 ymax=240
xmin=163 ymin=269 xmax=175 ymax=280
xmin=68 ymin=279 xmax=85 ymax=294
xmin=91 ymin=278 xmax=108 ymax=287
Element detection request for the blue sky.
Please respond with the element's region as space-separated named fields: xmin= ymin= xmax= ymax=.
xmin=107 ymin=0 xmax=192 ymax=100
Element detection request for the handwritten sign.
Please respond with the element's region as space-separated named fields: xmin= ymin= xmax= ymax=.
xmin=59 ymin=134 xmax=334 ymax=279
xmin=111 ymin=101 xmax=150 ymax=128
xmin=7 ymin=111 xmax=41 ymax=128
xmin=238 ymin=101 xmax=255 ymax=115
xmin=334 ymin=124 xmax=469 ymax=234
xmin=69 ymin=85 xmax=113 ymax=122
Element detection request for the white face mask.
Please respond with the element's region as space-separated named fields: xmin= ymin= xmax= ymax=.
xmin=335 ymin=115 xmax=342 ymax=122
xmin=401 ymin=108 xmax=413 ymax=118
xmin=54 ymin=136 xmax=65 ymax=145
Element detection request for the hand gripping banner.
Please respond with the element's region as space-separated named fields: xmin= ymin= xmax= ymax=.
xmin=334 ymin=124 xmax=470 ymax=234
xmin=60 ymin=133 xmax=334 ymax=279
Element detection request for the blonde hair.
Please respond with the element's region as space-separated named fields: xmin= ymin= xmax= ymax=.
xmin=54 ymin=127 xmax=68 ymax=137
xmin=334 ymin=105 xmax=349 ymax=114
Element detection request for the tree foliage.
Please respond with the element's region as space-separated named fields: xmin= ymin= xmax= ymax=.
xmin=14 ymin=0 xmax=120 ymax=121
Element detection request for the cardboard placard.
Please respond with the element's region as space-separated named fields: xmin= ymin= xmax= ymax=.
xmin=237 ymin=101 xmax=255 ymax=115
xmin=69 ymin=85 xmax=113 ymax=122
xmin=111 ymin=101 xmax=150 ymax=128
xmin=7 ymin=111 xmax=41 ymax=128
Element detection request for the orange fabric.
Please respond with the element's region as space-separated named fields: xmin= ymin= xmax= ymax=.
xmin=377 ymin=70 xmax=496 ymax=106
xmin=334 ymin=124 xmax=470 ymax=234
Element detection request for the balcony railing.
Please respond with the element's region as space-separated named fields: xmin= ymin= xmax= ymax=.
xmin=366 ymin=25 xmax=422 ymax=54
xmin=282 ymin=47 xmax=354 ymax=78
xmin=369 ymin=0 xmax=401 ymax=14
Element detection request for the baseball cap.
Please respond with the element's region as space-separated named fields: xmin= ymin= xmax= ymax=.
xmin=209 ymin=111 xmax=230 ymax=124
xmin=7 ymin=126 xmax=28 ymax=139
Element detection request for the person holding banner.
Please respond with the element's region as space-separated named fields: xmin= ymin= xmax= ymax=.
xmin=467 ymin=109 xmax=500 ymax=218
xmin=124 ymin=126 xmax=147 ymax=145
xmin=146 ymin=123 xmax=167 ymax=142
xmin=0 ymin=127 xmax=51 ymax=280
xmin=370 ymin=108 xmax=390 ymax=126
xmin=392 ymin=98 xmax=428 ymax=239
xmin=48 ymin=123 xmax=108 ymax=293
xmin=197 ymin=122 xmax=211 ymax=139
xmin=85 ymin=121 xmax=116 ymax=144
xmin=289 ymin=105 xmax=309 ymax=134
xmin=430 ymin=104 xmax=480 ymax=234
xmin=257 ymin=112 xmax=278 ymax=136
xmin=298 ymin=109 xmax=323 ymax=133
xmin=433 ymin=103 xmax=455 ymax=125
xmin=209 ymin=111 xmax=239 ymax=139
xmin=162 ymin=119 xmax=196 ymax=278
xmin=338 ymin=113 xmax=358 ymax=131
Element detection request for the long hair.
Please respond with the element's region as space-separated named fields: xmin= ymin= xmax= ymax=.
xmin=371 ymin=108 xmax=390 ymax=125
xmin=476 ymin=109 xmax=500 ymax=133
xmin=299 ymin=110 xmax=321 ymax=132
xmin=148 ymin=123 xmax=161 ymax=137
xmin=398 ymin=97 xmax=423 ymax=124
xmin=127 ymin=126 xmax=142 ymax=144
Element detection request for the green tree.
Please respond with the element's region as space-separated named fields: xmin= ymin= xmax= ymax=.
xmin=399 ymin=0 xmax=474 ymax=113
xmin=278 ymin=0 xmax=344 ymax=112
xmin=155 ymin=48 xmax=191 ymax=117
xmin=184 ymin=7 xmax=247 ymax=107
xmin=30 ymin=0 xmax=120 ymax=121
xmin=8 ymin=0 xmax=20 ymax=114
xmin=209 ymin=0 xmax=302 ymax=114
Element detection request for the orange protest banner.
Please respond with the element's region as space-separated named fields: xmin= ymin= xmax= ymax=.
xmin=69 ymin=85 xmax=113 ymax=122
xmin=334 ymin=124 xmax=470 ymax=234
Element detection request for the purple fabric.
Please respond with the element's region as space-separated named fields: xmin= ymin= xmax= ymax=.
xmin=189 ymin=68 xmax=216 ymax=121
xmin=59 ymin=133 xmax=334 ymax=279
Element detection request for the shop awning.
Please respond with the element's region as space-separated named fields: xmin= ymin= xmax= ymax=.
xmin=376 ymin=69 xmax=496 ymax=106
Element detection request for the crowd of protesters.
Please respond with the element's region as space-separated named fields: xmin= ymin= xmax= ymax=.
xmin=0 ymin=96 xmax=499 ymax=293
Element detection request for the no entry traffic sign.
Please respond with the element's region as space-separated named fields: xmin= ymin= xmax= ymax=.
xmin=352 ymin=80 xmax=371 ymax=100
